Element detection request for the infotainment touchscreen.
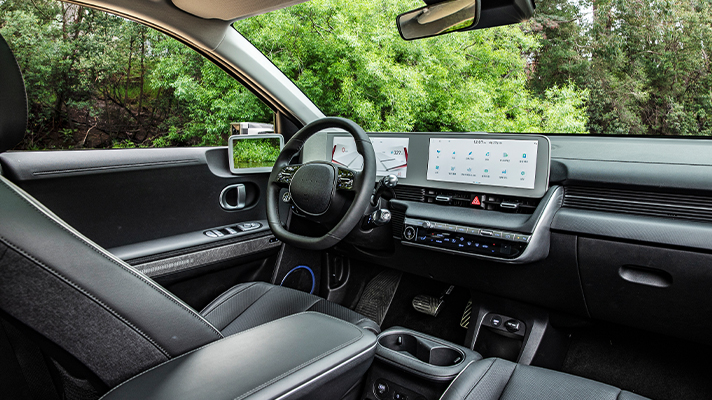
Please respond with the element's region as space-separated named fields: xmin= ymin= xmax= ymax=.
xmin=426 ymin=138 xmax=539 ymax=189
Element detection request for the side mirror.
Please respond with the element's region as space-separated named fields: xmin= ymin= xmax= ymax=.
xmin=397 ymin=0 xmax=480 ymax=41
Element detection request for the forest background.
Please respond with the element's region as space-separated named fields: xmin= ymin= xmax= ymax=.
xmin=1 ymin=0 xmax=710 ymax=150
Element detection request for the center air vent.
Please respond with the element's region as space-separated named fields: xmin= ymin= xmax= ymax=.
xmin=392 ymin=185 xmax=539 ymax=214
xmin=563 ymin=186 xmax=712 ymax=223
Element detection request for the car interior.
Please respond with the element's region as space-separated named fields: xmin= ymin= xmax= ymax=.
xmin=1 ymin=0 xmax=711 ymax=399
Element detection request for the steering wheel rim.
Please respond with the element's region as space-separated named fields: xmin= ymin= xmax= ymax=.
xmin=266 ymin=117 xmax=376 ymax=250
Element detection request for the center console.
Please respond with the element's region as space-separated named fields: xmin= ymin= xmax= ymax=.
xmin=363 ymin=327 xmax=482 ymax=400
xmin=101 ymin=312 xmax=376 ymax=400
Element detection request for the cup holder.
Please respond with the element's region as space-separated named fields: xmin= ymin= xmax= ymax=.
xmin=378 ymin=332 xmax=464 ymax=367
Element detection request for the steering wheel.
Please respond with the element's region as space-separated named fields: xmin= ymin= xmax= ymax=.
xmin=266 ymin=117 xmax=376 ymax=250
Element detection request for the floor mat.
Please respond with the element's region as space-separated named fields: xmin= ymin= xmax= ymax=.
xmin=380 ymin=273 xmax=470 ymax=346
xmin=562 ymin=324 xmax=712 ymax=400
xmin=354 ymin=269 xmax=402 ymax=326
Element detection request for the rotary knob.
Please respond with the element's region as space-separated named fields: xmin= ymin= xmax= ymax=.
xmin=404 ymin=226 xmax=416 ymax=240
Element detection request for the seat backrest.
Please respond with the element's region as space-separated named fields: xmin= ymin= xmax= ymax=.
xmin=0 ymin=34 xmax=222 ymax=387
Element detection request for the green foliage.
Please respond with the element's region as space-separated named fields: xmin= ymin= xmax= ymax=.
xmin=235 ymin=0 xmax=589 ymax=133
xmin=2 ymin=0 xmax=711 ymax=149
xmin=232 ymin=138 xmax=281 ymax=168
xmin=530 ymin=0 xmax=712 ymax=135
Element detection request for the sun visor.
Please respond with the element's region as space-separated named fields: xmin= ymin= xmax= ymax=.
xmin=172 ymin=0 xmax=310 ymax=21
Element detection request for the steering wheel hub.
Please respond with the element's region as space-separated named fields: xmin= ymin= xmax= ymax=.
xmin=289 ymin=163 xmax=336 ymax=215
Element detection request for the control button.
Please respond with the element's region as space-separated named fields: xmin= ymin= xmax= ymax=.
xmin=394 ymin=393 xmax=408 ymax=400
xmin=480 ymin=230 xmax=493 ymax=237
xmin=490 ymin=315 xmax=502 ymax=327
xmin=466 ymin=228 xmax=479 ymax=235
xmin=456 ymin=226 xmax=467 ymax=233
xmin=505 ymin=319 xmax=520 ymax=333
xmin=204 ymin=231 xmax=218 ymax=238
xmin=374 ymin=381 xmax=389 ymax=398
xmin=434 ymin=222 xmax=448 ymax=230
xmin=282 ymin=192 xmax=292 ymax=203
xmin=514 ymin=234 xmax=530 ymax=243
xmin=493 ymin=231 xmax=503 ymax=238
xmin=404 ymin=226 xmax=416 ymax=240
xmin=225 ymin=227 xmax=238 ymax=235
xmin=421 ymin=221 xmax=432 ymax=229
xmin=445 ymin=224 xmax=457 ymax=232
xmin=212 ymin=230 xmax=224 ymax=237
xmin=503 ymin=233 xmax=515 ymax=241
xmin=500 ymin=244 xmax=512 ymax=255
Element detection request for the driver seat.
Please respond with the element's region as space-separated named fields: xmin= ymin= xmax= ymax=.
xmin=0 ymin=33 xmax=377 ymax=390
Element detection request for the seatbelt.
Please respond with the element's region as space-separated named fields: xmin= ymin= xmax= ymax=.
xmin=0 ymin=319 xmax=61 ymax=400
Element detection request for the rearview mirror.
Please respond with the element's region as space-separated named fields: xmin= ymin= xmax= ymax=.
xmin=397 ymin=0 xmax=480 ymax=41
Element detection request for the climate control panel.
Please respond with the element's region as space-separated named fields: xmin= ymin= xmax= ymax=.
xmin=402 ymin=217 xmax=531 ymax=259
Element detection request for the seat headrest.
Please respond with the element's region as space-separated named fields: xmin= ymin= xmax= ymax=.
xmin=0 ymin=34 xmax=28 ymax=153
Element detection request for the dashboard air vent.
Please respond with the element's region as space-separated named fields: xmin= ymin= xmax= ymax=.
xmin=563 ymin=186 xmax=712 ymax=223
xmin=392 ymin=185 xmax=538 ymax=214
xmin=393 ymin=185 xmax=425 ymax=202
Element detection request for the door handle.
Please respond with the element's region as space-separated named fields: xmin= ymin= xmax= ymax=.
xmin=219 ymin=184 xmax=246 ymax=210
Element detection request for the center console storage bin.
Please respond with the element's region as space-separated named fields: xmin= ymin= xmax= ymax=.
xmin=101 ymin=312 xmax=377 ymax=400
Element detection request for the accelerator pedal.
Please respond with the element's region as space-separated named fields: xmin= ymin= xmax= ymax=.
xmin=412 ymin=285 xmax=454 ymax=317
xmin=460 ymin=300 xmax=472 ymax=329
xmin=355 ymin=269 xmax=402 ymax=326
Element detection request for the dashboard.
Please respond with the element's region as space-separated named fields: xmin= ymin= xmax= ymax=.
xmin=310 ymin=132 xmax=555 ymax=264
xmin=325 ymin=132 xmax=551 ymax=198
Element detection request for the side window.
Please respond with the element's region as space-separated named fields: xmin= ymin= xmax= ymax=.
xmin=0 ymin=2 xmax=272 ymax=150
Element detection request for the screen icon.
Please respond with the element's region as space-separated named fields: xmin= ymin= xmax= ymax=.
xmin=435 ymin=165 xmax=439 ymax=170
xmin=485 ymin=152 xmax=490 ymax=157
xmin=521 ymin=171 xmax=526 ymax=176
xmin=484 ymin=169 xmax=488 ymax=173
xmin=503 ymin=152 xmax=509 ymax=157
xmin=502 ymin=170 xmax=507 ymax=174
xmin=468 ymin=151 xmax=473 ymax=155
xmin=522 ymin=153 xmax=527 ymax=158
xmin=450 ymin=166 xmax=455 ymax=171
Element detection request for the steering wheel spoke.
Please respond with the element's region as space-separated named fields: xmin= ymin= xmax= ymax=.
xmin=274 ymin=164 xmax=303 ymax=187
xmin=336 ymin=167 xmax=357 ymax=191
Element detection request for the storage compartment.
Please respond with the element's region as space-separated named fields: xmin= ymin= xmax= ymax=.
xmin=378 ymin=332 xmax=463 ymax=367
xmin=578 ymin=238 xmax=712 ymax=344
xmin=101 ymin=312 xmax=377 ymax=400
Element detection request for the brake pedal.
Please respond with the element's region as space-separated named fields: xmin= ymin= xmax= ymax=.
xmin=412 ymin=285 xmax=454 ymax=317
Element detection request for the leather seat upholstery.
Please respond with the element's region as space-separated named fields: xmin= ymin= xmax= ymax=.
xmin=441 ymin=358 xmax=650 ymax=400
xmin=201 ymin=281 xmax=380 ymax=335
xmin=0 ymin=31 xmax=378 ymax=389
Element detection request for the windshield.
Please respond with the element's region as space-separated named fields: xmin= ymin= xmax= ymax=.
xmin=235 ymin=0 xmax=712 ymax=136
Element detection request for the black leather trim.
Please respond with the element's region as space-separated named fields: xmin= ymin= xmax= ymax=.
xmin=100 ymin=312 xmax=377 ymax=400
xmin=440 ymin=358 xmax=651 ymax=400
xmin=0 ymin=34 xmax=27 ymax=153
xmin=201 ymin=282 xmax=381 ymax=335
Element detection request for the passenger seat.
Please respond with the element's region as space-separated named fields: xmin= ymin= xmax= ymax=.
xmin=441 ymin=358 xmax=649 ymax=400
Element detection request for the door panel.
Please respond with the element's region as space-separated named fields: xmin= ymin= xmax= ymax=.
xmin=0 ymin=147 xmax=278 ymax=287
